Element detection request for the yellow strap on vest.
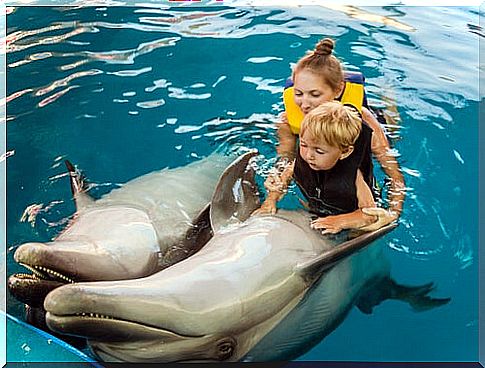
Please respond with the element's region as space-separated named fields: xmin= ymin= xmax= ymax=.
xmin=340 ymin=81 xmax=364 ymax=114
xmin=283 ymin=86 xmax=304 ymax=135
xmin=283 ymin=81 xmax=364 ymax=135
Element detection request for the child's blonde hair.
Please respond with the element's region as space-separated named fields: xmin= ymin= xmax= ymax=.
xmin=300 ymin=101 xmax=362 ymax=151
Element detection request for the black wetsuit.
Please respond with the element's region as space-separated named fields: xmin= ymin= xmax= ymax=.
xmin=293 ymin=123 xmax=374 ymax=217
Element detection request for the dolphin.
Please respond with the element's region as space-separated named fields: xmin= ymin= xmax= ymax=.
xmin=241 ymin=235 xmax=442 ymax=361
xmin=8 ymin=152 xmax=242 ymax=310
xmin=43 ymin=153 xmax=449 ymax=363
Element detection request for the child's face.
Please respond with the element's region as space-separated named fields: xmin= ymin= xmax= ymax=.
xmin=293 ymin=69 xmax=341 ymax=115
xmin=299 ymin=130 xmax=350 ymax=171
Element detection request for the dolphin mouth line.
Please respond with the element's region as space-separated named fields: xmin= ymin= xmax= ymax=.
xmin=47 ymin=312 xmax=205 ymax=339
xmin=70 ymin=312 xmax=116 ymax=320
xmin=18 ymin=262 xmax=74 ymax=283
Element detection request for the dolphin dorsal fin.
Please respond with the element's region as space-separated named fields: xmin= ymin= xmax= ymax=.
xmin=65 ymin=160 xmax=94 ymax=211
xmin=209 ymin=151 xmax=260 ymax=233
xmin=296 ymin=223 xmax=397 ymax=282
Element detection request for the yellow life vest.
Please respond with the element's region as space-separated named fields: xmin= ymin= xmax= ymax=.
xmin=283 ymin=71 xmax=366 ymax=135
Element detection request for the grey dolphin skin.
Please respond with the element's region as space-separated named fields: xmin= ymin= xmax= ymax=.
xmin=43 ymin=153 xmax=450 ymax=363
xmin=8 ymin=152 xmax=237 ymax=309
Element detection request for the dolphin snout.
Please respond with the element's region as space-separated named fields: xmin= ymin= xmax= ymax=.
xmin=8 ymin=273 xmax=64 ymax=307
xmin=44 ymin=284 xmax=97 ymax=314
xmin=14 ymin=241 xmax=95 ymax=280
xmin=14 ymin=242 xmax=48 ymax=264
xmin=14 ymin=240 xmax=150 ymax=281
xmin=44 ymin=283 xmax=233 ymax=359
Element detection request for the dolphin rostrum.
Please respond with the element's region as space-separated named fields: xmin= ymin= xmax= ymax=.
xmin=43 ymin=153 xmax=449 ymax=363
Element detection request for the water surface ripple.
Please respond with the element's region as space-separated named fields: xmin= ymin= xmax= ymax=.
xmin=5 ymin=5 xmax=479 ymax=363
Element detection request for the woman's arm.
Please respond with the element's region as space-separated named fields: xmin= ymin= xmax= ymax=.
xmin=276 ymin=113 xmax=298 ymax=160
xmin=310 ymin=170 xmax=377 ymax=233
xmin=356 ymin=168 xmax=376 ymax=208
xmin=260 ymin=113 xmax=297 ymax=208
xmin=362 ymin=106 xmax=406 ymax=217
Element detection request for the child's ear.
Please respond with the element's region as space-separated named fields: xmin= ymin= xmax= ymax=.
xmin=339 ymin=146 xmax=354 ymax=160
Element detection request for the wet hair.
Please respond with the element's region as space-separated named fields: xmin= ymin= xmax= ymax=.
xmin=300 ymin=101 xmax=361 ymax=151
xmin=293 ymin=38 xmax=344 ymax=93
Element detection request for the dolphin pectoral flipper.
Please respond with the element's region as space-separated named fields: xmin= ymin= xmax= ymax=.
xmin=356 ymin=278 xmax=451 ymax=314
xmin=162 ymin=203 xmax=213 ymax=268
xmin=65 ymin=160 xmax=94 ymax=210
xmin=296 ymin=223 xmax=397 ymax=282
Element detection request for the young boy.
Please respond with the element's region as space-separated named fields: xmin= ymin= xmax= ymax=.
xmin=256 ymin=101 xmax=377 ymax=234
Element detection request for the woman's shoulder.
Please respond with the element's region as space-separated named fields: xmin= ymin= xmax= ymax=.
xmin=361 ymin=107 xmax=384 ymax=134
xmin=279 ymin=111 xmax=289 ymax=123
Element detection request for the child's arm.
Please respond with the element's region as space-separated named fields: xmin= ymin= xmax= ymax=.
xmin=310 ymin=170 xmax=377 ymax=234
xmin=253 ymin=160 xmax=295 ymax=215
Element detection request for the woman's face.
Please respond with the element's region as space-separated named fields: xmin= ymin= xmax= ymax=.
xmin=293 ymin=69 xmax=342 ymax=115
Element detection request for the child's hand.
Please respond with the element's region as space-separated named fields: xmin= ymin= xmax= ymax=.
xmin=252 ymin=199 xmax=278 ymax=216
xmin=310 ymin=216 xmax=344 ymax=235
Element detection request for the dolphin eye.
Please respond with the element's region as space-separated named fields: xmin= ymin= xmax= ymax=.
xmin=216 ymin=338 xmax=236 ymax=360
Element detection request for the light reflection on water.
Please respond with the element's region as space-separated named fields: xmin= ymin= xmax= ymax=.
xmin=5 ymin=4 xmax=479 ymax=362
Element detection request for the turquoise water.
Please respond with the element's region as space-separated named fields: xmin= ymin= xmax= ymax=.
xmin=5 ymin=5 xmax=480 ymax=362
xmin=5 ymin=312 xmax=96 ymax=364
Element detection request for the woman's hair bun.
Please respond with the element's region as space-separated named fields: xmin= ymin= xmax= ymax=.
xmin=314 ymin=38 xmax=334 ymax=56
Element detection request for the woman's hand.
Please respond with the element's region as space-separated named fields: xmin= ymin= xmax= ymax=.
xmin=359 ymin=207 xmax=398 ymax=231
xmin=310 ymin=207 xmax=384 ymax=234
xmin=252 ymin=198 xmax=278 ymax=216
xmin=252 ymin=191 xmax=282 ymax=216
